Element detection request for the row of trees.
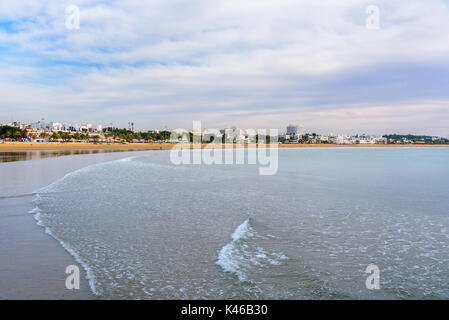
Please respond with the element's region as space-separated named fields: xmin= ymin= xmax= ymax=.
xmin=102 ymin=127 xmax=171 ymax=142
xmin=383 ymin=134 xmax=449 ymax=144
xmin=2 ymin=125 xmax=282 ymax=144
xmin=1 ymin=125 xmax=172 ymax=143
xmin=1 ymin=125 xmax=102 ymax=142
xmin=34 ymin=131 xmax=101 ymax=142
xmin=0 ymin=125 xmax=28 ymax=140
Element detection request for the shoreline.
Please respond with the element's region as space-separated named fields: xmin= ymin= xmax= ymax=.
xmin=0 ymin=151 xmax=152 ymax=299
xmin=0 ymin=142 xmax=174 ymax=151
xmin=2 ymin=146 xmax=449 ymax=299
xmin=1 ymin=142 xmax=449 ymax=151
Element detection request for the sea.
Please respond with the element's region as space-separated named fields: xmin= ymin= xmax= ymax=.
xmin=20 ymin=148 xmax=449 ymax=299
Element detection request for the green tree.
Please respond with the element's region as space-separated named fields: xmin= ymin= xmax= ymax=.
xmin=0 ymin=126 xmax=27 ymax=140
xmin=58 ymin=131 xmax=72 ymax=142
xmin=39 ymin=132 xmax=49 ymax=139
xmin=73 ymin=132 xmax=81 ymax=141
xmin=50 ymin=132 xmax=60 ymax=141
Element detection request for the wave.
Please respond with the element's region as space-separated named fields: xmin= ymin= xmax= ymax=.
xmin=117 ymin=156 xmax=177 ymax=169
xmin=27 ymin=156 xmax=148 ymax=296
xmin=28 ymin=154 xmax=175 ymax=297
xmin=29 ymin=194 xmax=99 ymax=296
xmin=217 ymin=219 xmax=255 ymax=282
xmin=217 ymin=218 xmax=287 ymax=283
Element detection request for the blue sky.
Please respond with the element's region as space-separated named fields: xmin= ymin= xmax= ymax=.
xmin=1 ymin=0 xmax=449 ymax=135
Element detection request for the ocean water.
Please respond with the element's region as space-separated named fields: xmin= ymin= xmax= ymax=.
xmin=32 ymin=148 xmax=449 ymax=299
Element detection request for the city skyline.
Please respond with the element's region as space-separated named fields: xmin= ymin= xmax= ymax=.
xmin=1 ymin=1 xmax=449 ymax=135
xmin=2 ymin=119 xmax=449 ymax=143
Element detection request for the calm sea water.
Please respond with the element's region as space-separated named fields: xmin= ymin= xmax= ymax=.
xmin=32 ymin=148 xmax=449 ymax=299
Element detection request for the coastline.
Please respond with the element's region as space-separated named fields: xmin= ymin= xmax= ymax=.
xmin=0 ymin=150 xmax=152 ymax=299
xmin=1 ymin=142 xmax=449 ymax=152
xmin=0 ymin=142 xmax=174 ymax=151
xmin=2 ymin=146 xmax=449 ymax=299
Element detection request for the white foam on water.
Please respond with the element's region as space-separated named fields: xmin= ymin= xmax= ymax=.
xmin=27 ymin=154 xmax=175 ymax=297
xmin=118 ymin=156 xmax=175 ymax=169
xmin=217 ymin=218 xmax=287 ymax=283
xmin=15 ymin=148 xmax=449 ymax=299
xmin=217 ymin=219 xmax=254 ymax=282
xmin=37 ymin=157 xmax=146 ymax=193
xmin=29 ymin=196 xmax=100 ymax=296
xmin=26 ymin=157 xmax=146 ymax=296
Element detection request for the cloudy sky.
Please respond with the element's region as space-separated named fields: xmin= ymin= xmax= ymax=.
xmin=1 ymin=0 xmax=449 ymax=135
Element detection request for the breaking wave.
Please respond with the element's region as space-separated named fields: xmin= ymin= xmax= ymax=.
xmin=217 ymin=218 xmax=287 ymax=283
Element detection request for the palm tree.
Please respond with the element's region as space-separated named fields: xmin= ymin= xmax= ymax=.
xmin=73 ymin=132 xmax=81 ymax=141
xmin=50 ymin=132 xmax=60 ymax=141
xmin=58 ymin=132 xmax=72 ymax=142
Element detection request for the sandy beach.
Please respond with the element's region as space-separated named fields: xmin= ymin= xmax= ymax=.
xmin=0 ymin=194 xmax=93 ymax=299
xmin=1 ymin=142 xmax=448 ymax=152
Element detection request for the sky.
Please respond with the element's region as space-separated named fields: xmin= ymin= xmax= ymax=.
xmin=0 ymin=0 xmax=449 ymax=135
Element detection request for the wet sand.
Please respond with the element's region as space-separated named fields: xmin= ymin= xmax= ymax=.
xmin=0 ymin=142 xmax=173 ymax=151
xmin=0 ymin=149 xmax=156 ymax=163
xmin=0 ymin=150 xmax=153 ymax=299
xmin=0 ymin=195 xmax=93 ymax=299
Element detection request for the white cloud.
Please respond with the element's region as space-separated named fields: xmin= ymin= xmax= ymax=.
xmin=1 ymin=0 xmax=449 ymax=134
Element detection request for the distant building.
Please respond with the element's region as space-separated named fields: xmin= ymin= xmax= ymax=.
xmin=286 ymin=125 xmax=299 ymax=136
xmin=50 ymin=122 xmax=63 ymax=131
xmin=219 ymin=127 xmax=247 ymax=143
xmin=286 ymin=124 xmax=303 ymax=140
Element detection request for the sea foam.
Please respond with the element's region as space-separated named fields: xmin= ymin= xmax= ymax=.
xmin=217 ymin=218 xmax=287 ymax=283
xmin=26 ymin=158 xmax=139 ymax=296
xmin=217 ymin=219 xmax=254 ymax=282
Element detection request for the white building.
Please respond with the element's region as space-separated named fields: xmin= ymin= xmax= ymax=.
xmin=50 ymin=122 xmax=64 ymax=131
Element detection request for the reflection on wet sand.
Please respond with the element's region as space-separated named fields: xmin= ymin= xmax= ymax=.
xmin=0 ymin=149 xmax=147 ymax=163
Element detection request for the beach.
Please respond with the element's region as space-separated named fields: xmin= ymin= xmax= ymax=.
xmin=2 ymin=147 xmax=449 ymax=299
xmin=0 ymin=142 xmax=175 ymax=151
xmin=0 ymin=150 xmax=152 ymax=299
xmin=1 ymin=142 xmax=448 ymax=152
